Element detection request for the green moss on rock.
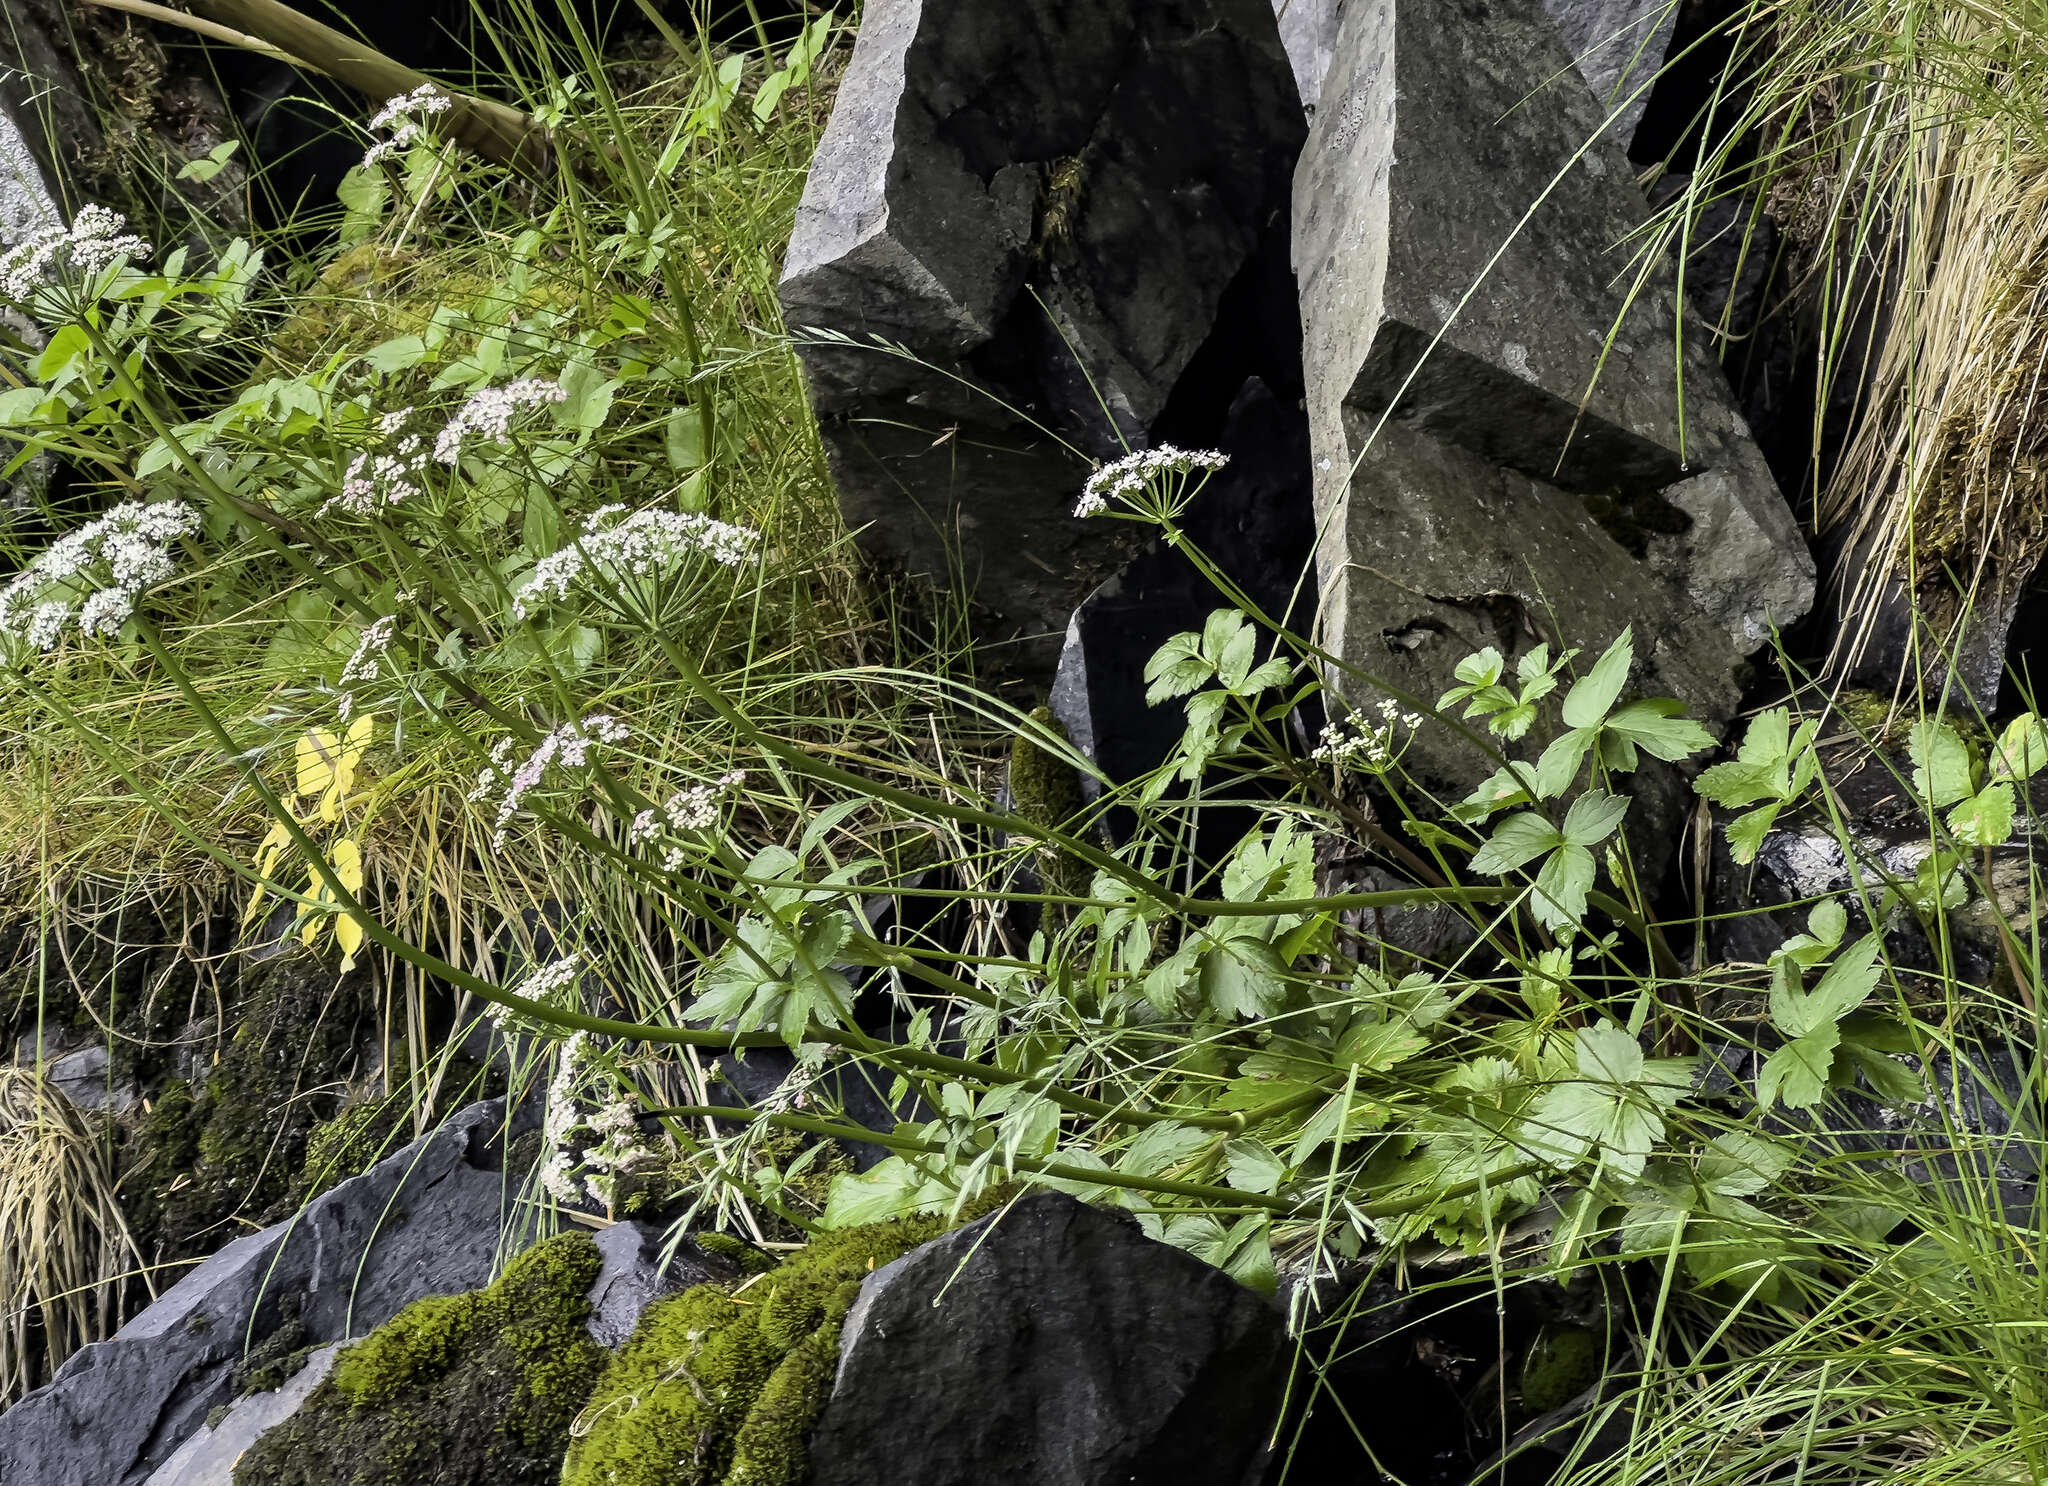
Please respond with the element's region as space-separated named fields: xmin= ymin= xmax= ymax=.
xmin=561 ymin=1216 xmax=954 ymax=1486
xmin=232 ymin=1232 xmax=607 ymax=1486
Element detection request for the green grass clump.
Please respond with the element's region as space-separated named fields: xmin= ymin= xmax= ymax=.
xmin=233 ymin=1231 xmax=607 ymax=1486
xmin=562 ymin=1215 xmax=952 ymax=1486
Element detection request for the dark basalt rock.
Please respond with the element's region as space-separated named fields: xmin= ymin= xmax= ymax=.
xmin=1294 ymin=0 xmax=1812 ymax=846
xmin=781 ymin=0 xmax=1308 ymax=690
xmin=0 ymin=1099 xmax=535 ymax=1486
xmin=808 ymin=1192 xmax=1288 ymax=1486
xmin=1049 ymin=378 xmax=1316 ymax=818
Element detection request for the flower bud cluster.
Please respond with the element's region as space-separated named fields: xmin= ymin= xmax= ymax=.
xmin=434 ymin=378 xmax=567 ymax=463
xmin=629 ymin=768 xmax=746 ymax=869
xmin=1313 ymin=698 xmax=1425 ymax=773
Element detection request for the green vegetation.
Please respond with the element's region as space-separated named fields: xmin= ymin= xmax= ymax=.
xmin=0 ymin=1 xmax=2042 ymax=1482
xmin=232 ymin=1231 xmax=607 ymax=1486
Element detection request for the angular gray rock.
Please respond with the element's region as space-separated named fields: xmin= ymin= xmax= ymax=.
xmin=139 ymin=1344 xmax=342 ymax=1486
xmin=782 ymin=0 xmax=1306 ymax=686
xmin=583 ymin=1220 xmax=733 ymax=1350
xmin=0 ymin=1098 xmax=534 ymax=1486
xmin=1273 ymin=0 xmax=1348 ymax=113
xmin=1294 ymin=0 xmax=1812 ymax=804
xmin=1542 ymin=0 xmax=1676 ymax=150
xmin=808 ymin=1193 xmax=1287 ymax=1486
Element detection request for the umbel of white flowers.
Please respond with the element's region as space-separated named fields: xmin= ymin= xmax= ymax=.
xmin=515 ymin=504 xmax=760 ymax=618
xmin=361 ymin=84 xmax=452 ymax=169
xmin=1072 ymin=445 xmax=1229 ymax=518
xmin=0 ymin=203 xmax=150 ymax=301
xmin=0 ymin=500 xmax=200 ymax=653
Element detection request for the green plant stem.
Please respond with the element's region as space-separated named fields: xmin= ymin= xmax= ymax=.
xmin=648 ymin=628 xmax=1511 ymax=921
xmin=652 ymin=1104 xmax=1547 ymax=1221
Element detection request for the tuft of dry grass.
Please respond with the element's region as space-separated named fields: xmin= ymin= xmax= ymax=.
xmin=0 ymin=1064 xmax=146 ymax=1403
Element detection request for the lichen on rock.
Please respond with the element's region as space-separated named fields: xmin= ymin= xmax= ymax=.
xmin=230 ymin=1231 xmax=608 ymax=1486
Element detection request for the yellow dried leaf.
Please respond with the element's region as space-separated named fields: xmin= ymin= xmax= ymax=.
xmin=296 ymin=729 xmax=340 ymax=800
xmin=335 ymin=912 xmax=364 ymax=972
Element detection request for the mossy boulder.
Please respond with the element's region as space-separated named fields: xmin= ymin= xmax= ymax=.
xmin=231 ymin=1231 xmax=608 ymax=1486
xmin=561 ymin=1216 xmax=955 ymax=1486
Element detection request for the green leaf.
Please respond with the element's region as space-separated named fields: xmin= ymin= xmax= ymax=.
xmin=1337 ymin=1018 xmax=1429 ymax=1072
xmin=1214 ymin=614 xmax=1259 ymax=692
xmin=664 ymin=405 xmax=707 ymax=470
xmin=362 ymin=335 xmax=426 ymax=375
xmin=1991 ymin=713 xmax=2048 ymax=781
xmin=1756 ymin=1024 xmax=1840 ymax=1109
xmin=1123 ymin=1122 xmax=1210 ymax=1176
xmin=1561 ymin=628 xmax=1634 ymax=728
xmin=555 ymin=359 xmax=618 ymax=433
xmin=1698 ymin=1132 xmax=1792 ymax=1197
xmin=1605 ymin=698 xmax=1714 ymax=761
xmin=1723 ymin=804 xmax=1779 ymax=864
xmin=1521 ymin=1025 xmax=1670 ymax=1179
xmin=1451 ymin=766 xmax=1536 ymax=821
xmin=1908 ymin=720 xmax=1977 ymax=809
xmin=1455 ymin=647 xmax=1504 ymax=687
xmin=1223 ymin=1138 xmax=1286 ymax=1194
xmin=822 ymin=1155 xmax=951 ymax=1227
xmin=1532 ymin=844 xmax=1596 ymax=930
xmin=1143 ymin=631 xmax=1210 ymax=704
xmin=1772 ymin=899 xmax=1847 ymax=967
xmin=1198 ymin=932 xmax=1290 ymax=1020
xmin=1947 ymin=782 xmax=2015 ymax=847
xmin=1470 ymin=812 xmax=1566 ymax=874
xmin=1562 ymin=789 xmax=1630 ymax=847
xmin=1534 ymin=727 xmax=1596 ymax=797
xmin=1767 ymin=933 xmax=1877 ymax=1038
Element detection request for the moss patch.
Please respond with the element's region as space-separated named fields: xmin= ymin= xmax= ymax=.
xmin=561 ymin=1216 xmax=954 ymax=1486
xmin=232 ymin=1232 xmax=608 ymax=1486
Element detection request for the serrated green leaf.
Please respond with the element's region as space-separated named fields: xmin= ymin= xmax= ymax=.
xmin=1947 ymin=781 xmax=2015 ymax=847
xmin=1605 ymin=698 xmax=1714 ymax=761
xmin=1698 ymin=1132 xmax=1791 ymax=1197
xmin=1517 ymin=643 xmax=1555 ymax=685
xmin=1455 ymin=647 xmax=1505 ymax=686
xmin=1223 ymin=1138 xmax=1286 ymax=1194
xmin=1991 ymin=713 xmax=2048 ymax=781
xmin=1562 ymin=628 xmax=1634 ymax=728
xmin=1143 ymin=631 xmax=1210 ymax=705
xmin=1534 ymin=727 xmax=1597 ymax=797
xmin=1723 ymin=804 xmax=1780 ymax=864
xmin=1532 ymin=843 xmax=1596 ymax=929
xmin=1757 ymin=1024 xmax=1840 ymax=1109
xmin=1909 ymin=720 xmax=1977 ymax=809
xmin=1470 ymin=812 xmax=1566 ymax=874
xmin=1562 ymin=789 xmax=1630 ymax=847
xmin=1124 ymin=1122 xmax=1210 ymax=1176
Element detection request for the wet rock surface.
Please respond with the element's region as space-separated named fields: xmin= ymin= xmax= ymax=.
xmin=0 ymin=1099 xmax=535 ymax=1486
xmin=809 ymin=1192 xmax=1288 ymax=1486
xmin=1294 ymin=0 xmax=1811 ymax=819
xmin=782 ymin=0 xmax=1308 ymax=687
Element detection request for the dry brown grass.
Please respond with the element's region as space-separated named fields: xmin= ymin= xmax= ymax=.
xmin=0 ymin=1063 xmax=147 ymax=1402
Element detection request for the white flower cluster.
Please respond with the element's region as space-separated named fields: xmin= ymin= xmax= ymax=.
xmin=336 ymin=614 xmax=397 ymax=722
xmin=488 ymin=952 xmax=583 ymax=1030
xmin=468 ymin=713 xmax=630 ymax=848
xmin=515 ymin=505 xmax=760 ymax=619
xmin=0 ymin=204 xmax=151 ymax=300
xmin=1072 ymin=445 xmax=1229 ymax=518
xmin=433 ymin=378 xmax=567 ymax=464
xmin=1313 ymin=698 xmax=1425 ymax=773
xmin=629 ymin=769 xmax=746 ymax=869
xmin=339 ymin=616 xmax=396 ymax=686
xmin=536 ymin=1032 xmax=661 ymax=1210
xmin=332 ymin=411 xmax=427 ymax=516
xmin=361 ymin=84 xmax=453 ymax=169
xmin=0 ymin=500 xmax=199 ymax=653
